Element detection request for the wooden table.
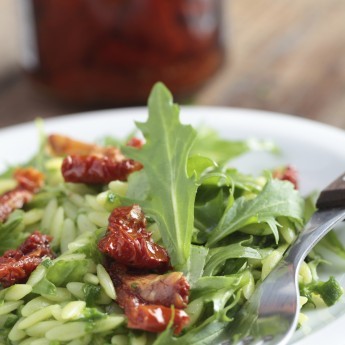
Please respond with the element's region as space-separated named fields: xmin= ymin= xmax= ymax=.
xmin=1 ymin=0 xmax=345 ymax=129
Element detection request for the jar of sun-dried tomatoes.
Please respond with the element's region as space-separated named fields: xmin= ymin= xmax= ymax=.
xmin=19 ymin=0 xmax=225 ymax=106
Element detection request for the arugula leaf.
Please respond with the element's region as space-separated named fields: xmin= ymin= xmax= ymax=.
xmin=191 ymin=272 xmax=250 ymax=312
xmin=224 ymin=169 xmax=264 ymax=193
xmin=207 ymin=178 xmax=304 ymax=247
xmin=0 ymin=210 xmax=26 ymax=255
xmin=194 ymin=188 xmax=227 ymax=236
xmin=32 ymin=258 xmax=93 ymax=295
xmin=123 ymin=83 xmax=198 ymax=270
xmin=126 ymin=170 xmax=150 ymax=201
xmin=191 ymin=127 xmax=278 ymax=164
xmin=32 ymin=275 xmax=57 ymax=295
xmin=153 ymin=317 xmax=229 ymax=345
xmin=204 ymin=240 xmax=261 ymax=276
xmin=46 ymin=259 xmax=92 ymax=286
xmin=188 ymin=245 xmax=209 ymax=286
xmin=187 ymin=155 xmax=217 ymax=181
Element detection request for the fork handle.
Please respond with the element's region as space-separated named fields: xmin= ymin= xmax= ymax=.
xmin=316 ymin=172 xmax=345 ymax=209
xmin=286 ymin=207 xmax=345 ymax=266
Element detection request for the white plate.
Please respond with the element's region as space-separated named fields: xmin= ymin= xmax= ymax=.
xmin=1 ymin=106 xmax=345 ymax=344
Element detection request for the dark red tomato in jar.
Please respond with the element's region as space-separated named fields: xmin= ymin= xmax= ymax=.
xmin=22 ymin=0 xmax=225 ymax=106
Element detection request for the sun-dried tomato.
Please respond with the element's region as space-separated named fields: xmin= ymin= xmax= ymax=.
xmin=61 ymin=155 xmax=142 ymax=184
xmin=126 ymin=303 xmax=190 ymax=335
xmin=14 ymin=167 xmax=44 ymax=192
xmin=126 ymin=137 xmax=144 ymax=149
xmin=48 ymin=134 xmax=125 ymax=159
xmin=98 ymin=205 xmax=170 ymax=271
xmin=110 ymin=264 xmax=189 ymax=309
xmin=107 ymin=263 xmax=190 ymax=335
xmin=273 ymin=165 xmax=299 ymax=189
xmin=18 ymin=231 xmax=53 ymax=257
xmin=48 ymin=134 xmax=143 ymax=184
xmin=0 ymin=231 xmax=54 ymax=288
xmin=0 ymin=188 xmax=33 ymax=223
xmin=48 ymin=134 xmax=98 ymax=156
xmin=0 ymin=167 xmax=44 ymax=223
xmin=124 ymin=272 xmax=189 ymax=309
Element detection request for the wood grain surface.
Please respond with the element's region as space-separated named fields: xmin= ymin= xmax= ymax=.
xmin=0 ymin=0 xmax=345 ymax=129
xmin=197 ymin=0 xmax=345 ymax=128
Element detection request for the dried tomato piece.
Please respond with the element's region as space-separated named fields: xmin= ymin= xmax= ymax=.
xmin=0 ymin=256 xmax=43 ymax=288
xmin=126 ymin=137 xmax=144 ymax=149
xmin=273 ymin=165 xmax=299 ymax=189
xmin=48 ymin=134 xmax=124 ymax=158
xmin=18 ymin=231 xmax=54 ymax=257
xmin=14 ymin=168 xmax=44 ymax=192
xmin=110 ymin=264 xmax=189 ymax=309
xmin=48 ymin=134 xmax=98 ymax=156
xmin=48 ymin=134 xmax=143 ymax=184
xmin=61 ymin=155 xmax=142 ymax=184
xmin=0 ymin=231 xmax=54 ymax=288
xmin=123 ymin=272 xmax=189 ymax=309
xmin=126 ymin=303 xmax=190 ymax=335
xmin=98 ymin=205 xmax=170 ymax=271
xmin=107 ymin=263 xmax=190 ymax=335
xmin=0 ymin=167 xmax=44 ymax=223
xmin=0 ymin=188 xmax=33 ymax=223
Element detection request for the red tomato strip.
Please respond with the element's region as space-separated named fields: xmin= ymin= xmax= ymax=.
xmin=62 ymin=155 xmax=142 ymax=184
xmin=48 ymin=133 xmax=143 ymax=157
xmin=49 ymin=134 xmax=143 ymax=184
xmin=48 ymin=134 xmax=101 ymax=156
xmin=109 ymin=263 xmax=190 ymax=309
xmin=0 ymin=168 xmax=44 ymax=223
xmin=126 ymin=303 xmax=190 ymax=335
xmin=272 ymin=165 xmax=299 ymax=189
xmin=98 ymin=205 xmax=170 ymax=271
xmin=14 ymin=168 xmax=44 ymax=192
xmin=107 ymin=263 xmax=190 ymax=335
xmin=0 ymin=231 xmax=54 ymax=287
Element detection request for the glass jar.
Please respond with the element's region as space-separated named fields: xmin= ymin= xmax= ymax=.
xmin=20 ymin=0 xmax=225 ymax=106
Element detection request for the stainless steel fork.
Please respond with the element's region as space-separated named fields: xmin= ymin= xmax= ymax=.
xmin=226 ymin=172 xmax=345 ymax=345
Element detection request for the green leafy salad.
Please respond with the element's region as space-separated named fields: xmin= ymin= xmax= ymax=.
xmin=0 ymin=83 xmax=344 ymax=345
